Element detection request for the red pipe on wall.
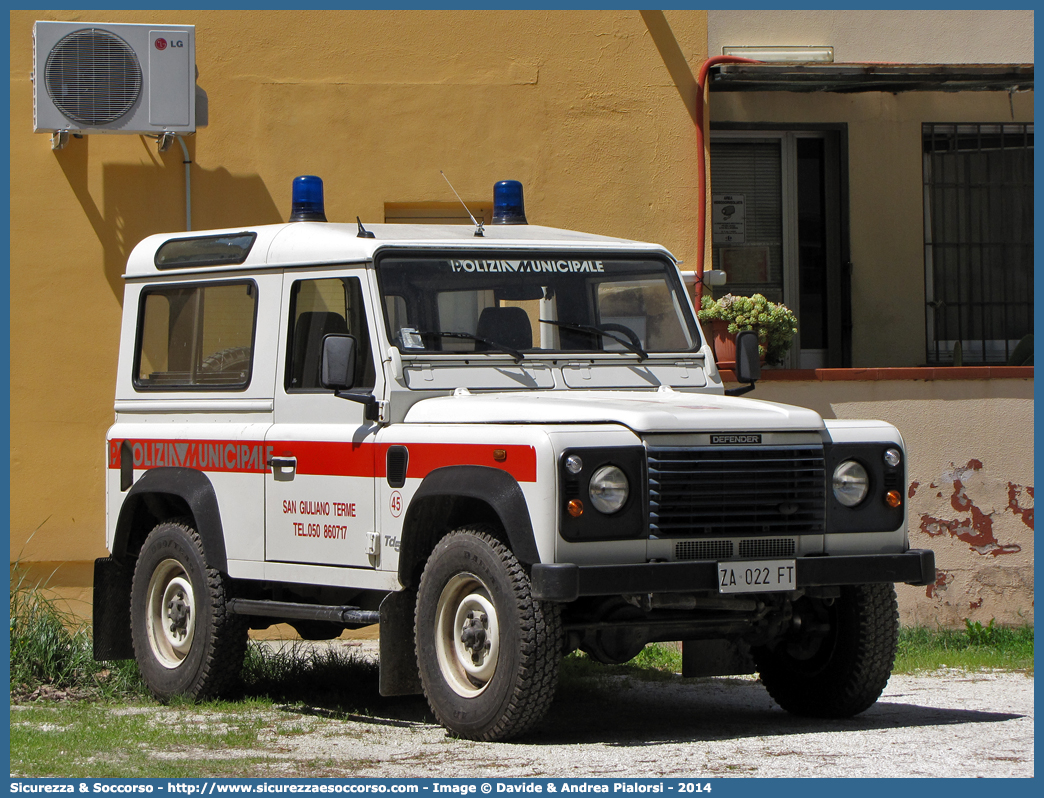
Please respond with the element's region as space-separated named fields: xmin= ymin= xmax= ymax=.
xmin=694 ymin=56 xmax=759 ymax=305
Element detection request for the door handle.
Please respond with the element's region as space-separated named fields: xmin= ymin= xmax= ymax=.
xmin=267 ymin=456 xmax=297 ymax=472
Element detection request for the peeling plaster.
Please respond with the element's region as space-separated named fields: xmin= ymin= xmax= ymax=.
xmin=918 ymin=459 xmax=1029 ymax=557
xmin=751 ymin=380 xmax=1033 ymax=627
xmin=1006 ymin=483 xmax=1034 ymax=530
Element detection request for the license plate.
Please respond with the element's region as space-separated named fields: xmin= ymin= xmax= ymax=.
xmin=718 ymin=559 xmax=797 ymax=594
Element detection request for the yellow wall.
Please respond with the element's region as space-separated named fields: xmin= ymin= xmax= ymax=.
xmin=10 ymin=10 xmax=708 ymax=571
xmin=711 ymin=90 xmax=1034 ymax=367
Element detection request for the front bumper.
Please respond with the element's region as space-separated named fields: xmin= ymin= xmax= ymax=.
xmin=530 ymin=549 xmax=936 ymax=602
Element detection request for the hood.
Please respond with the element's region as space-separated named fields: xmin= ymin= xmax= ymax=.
xmin=403 ymin=389 xmax=825 ymax=433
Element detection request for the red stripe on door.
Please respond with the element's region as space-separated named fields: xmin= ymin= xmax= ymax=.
xmin=381 ymin=443 xmax=537 ymax=483
xmin=265 ymin=440 xmax=377 ymax=478
xmin=109 ymin=439 xmax=537 ymax=483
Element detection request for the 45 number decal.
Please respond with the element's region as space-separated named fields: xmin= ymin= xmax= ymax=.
xmin=390 ymin=490 xmax=403 ymax=518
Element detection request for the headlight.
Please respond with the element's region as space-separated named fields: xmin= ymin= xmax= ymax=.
xmin=589 ymin=464 xmax=629 ymax=514
xmin=833 ymin=460 xmax=869 ymax=507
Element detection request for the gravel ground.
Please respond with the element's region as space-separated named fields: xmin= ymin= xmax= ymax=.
xmin=11 ymin=639 xmax=1033 ymax=778
xmin=129 ymin=640 xmax=1038 ymax=778
xmin=277 ymin=665 xmax=1033 ymax=777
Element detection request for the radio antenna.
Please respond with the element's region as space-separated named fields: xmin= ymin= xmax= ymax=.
xmin=441 ymin=171 xmax=484 ymax=237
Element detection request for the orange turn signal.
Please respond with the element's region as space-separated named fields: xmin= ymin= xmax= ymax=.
xmin=567 ymin=499 xmax=584 ymax=517
xmin=885 ymin=490 xmax=902 ymax=508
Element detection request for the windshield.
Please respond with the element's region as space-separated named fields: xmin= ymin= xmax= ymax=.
xmin=376 ymin=254 xmax=700 ymax=358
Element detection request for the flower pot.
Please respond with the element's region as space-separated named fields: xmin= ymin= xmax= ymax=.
xmin=709 ymin=320 xmax=766 ymax=370
xmin=709 ymin=320 xmax=737 ymax=369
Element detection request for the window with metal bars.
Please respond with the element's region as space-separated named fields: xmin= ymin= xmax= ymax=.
xmin=923 ymin=123 xmax=1033 ymax=365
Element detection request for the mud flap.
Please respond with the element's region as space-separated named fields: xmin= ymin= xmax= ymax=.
xmin=378 ymin=588 xmax=422 ymax=696
xmin=92 ymin=557 xmax=135 ymax=660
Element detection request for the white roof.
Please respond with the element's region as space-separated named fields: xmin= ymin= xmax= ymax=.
xmin=124 ymin=221 xmax=674 ymax=278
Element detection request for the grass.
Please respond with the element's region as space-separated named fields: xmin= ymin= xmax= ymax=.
xmin=9 ymin=571 xmax=145 ymax=701
xmin=895 ymin=621 xmax=1034 ymax=674
xmin=238 ymin=638 xmax=382 ymax=702
xmin=559 ymin=642 xmax=683 ymax=690
xmin=10 ymin=698 xmax=328 ymax=778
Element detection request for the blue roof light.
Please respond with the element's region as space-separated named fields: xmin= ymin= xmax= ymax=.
xmin=492 ymin=180 xmax=528 ymax=225
xmin=289 ymin=175 xmax=327 ymax=222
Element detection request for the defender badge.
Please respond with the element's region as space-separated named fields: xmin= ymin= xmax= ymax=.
xmin=711 ymin=434 xmax=762 ymax=445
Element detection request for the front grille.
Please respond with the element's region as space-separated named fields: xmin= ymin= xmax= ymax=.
xmin=739 ymin=537 xmax=796 ymax=558
xmin=648 ymin=446 xmax=826 ymax=537
xmin=675 ymin=540 xmax=734 ymax=561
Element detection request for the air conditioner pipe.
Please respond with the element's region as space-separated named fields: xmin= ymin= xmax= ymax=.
xmin=694 ymin=56 xmax=759 ymax=304
xmin=176 ymin=134 xmax=192 ymax=231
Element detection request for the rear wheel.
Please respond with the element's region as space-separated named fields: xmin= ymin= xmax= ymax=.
xmin=130 ymin=521 xmax=247 ymax=700
xmin=415 ymin=525 xmax=562 ymax=741
xmin=753 ymin=583 xmax=898 ymax=718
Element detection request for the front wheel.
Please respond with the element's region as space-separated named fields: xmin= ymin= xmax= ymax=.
xmin=130 ymin=521 xmax=247 ymax=701
xmin=753 ymin=583 xmax=899 ymax=718
xmin=415 ymin=525 xmax=562 ymax=741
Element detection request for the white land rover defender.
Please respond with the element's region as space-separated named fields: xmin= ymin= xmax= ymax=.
xmin=94 ymin=177 xmax=935 ymax=741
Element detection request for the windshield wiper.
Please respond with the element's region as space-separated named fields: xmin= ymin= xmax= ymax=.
xmin=415 ymin=330 xmax=525 ymax=364
xmin=539 ymin=319 xmax=647 ymax=361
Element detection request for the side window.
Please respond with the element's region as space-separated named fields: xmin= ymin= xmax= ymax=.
xmin=135 ymin=281 xmax=257 ymax=390
xmin=285 ymin=277 xmax=375 ymax=391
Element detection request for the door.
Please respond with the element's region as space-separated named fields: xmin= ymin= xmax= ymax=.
xmin=710 ymin=130 xmax=846 ymax=368
xmin=265 ymin=271 xmax=382 ymax=568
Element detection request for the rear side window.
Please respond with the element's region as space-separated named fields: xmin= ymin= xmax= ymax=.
xmin=154 ymin=232 xmax=256 ymax=269
xmin=134 ymin=281 xmax=258 ymax=390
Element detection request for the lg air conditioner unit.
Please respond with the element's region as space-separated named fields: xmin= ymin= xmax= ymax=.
xmin=33 ymin=21 xmax=198 ymax=135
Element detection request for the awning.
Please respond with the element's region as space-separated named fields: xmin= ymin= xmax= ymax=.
xmin=709 ymin=63 xmax=1033 ymax=93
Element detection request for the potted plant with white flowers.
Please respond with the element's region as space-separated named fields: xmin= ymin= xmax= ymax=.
xmin=698 ymin=293 xmax=798 ymax=368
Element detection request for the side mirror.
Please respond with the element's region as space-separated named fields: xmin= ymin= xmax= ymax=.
xmin=725 ymin=330 xmax=761 ymax=396
xmin=734 ymin=330 xmax=761 ymax=384
xmin=320 ymin=334 xmax=357 ymax=390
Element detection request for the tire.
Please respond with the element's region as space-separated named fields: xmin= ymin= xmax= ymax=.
xmin=415 ymin=525 xmax=562 ymax=741
xmin=130 ymin=521 xmax=248 ymax=701
xmin=753 ymin=583 xmax=899 ymax=718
